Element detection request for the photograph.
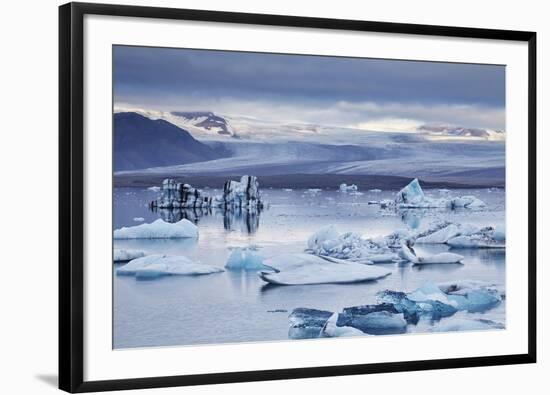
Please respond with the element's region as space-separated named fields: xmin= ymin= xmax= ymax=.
xmin=112 ymin=45 xmax=507 ymax=349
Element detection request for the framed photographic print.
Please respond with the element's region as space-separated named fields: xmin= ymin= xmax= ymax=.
xmin=59 ymin=2 xmax=537 ymax=393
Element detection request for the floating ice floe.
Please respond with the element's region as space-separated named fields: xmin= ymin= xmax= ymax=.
xmin=288 ymin=280 xmax=503 ymax=339
xmin=113 ymin=218 xmax=198 ymax=239
xmin=133 ymin=217 xmax=145 ymax=222
xmin=415 ymin=221 xmax=505 ymax=248
xmin=147 ymin=186 xmax=161 ymax=192
xmin=306 ymin=188 xmax=322 ymax=194
xmin=447 ymin=225 xmax=506 ymax=248
xmin=436 ymin=280 xmax=503 ymax=312
xmin=116 ymin=254 xmax=224 ymax=279
xmin=369 ymin=179 xmax=487 ymax=209
xmin=113 ymin=249 xmax=146 ymax=263
xmin=395 ymin=178 xmax=487 ymax=209
xmin=225 ymin=247 xmax=269 ymax=271
xmin=431 ymin=318 xmax=504 ymax=332
xmin=339 ymin=183 xmax=358 ymax=192
xmin=283 ymin=188 xmax=293 ymax=192
xmin=398 ymin=244 xmax=464 ymax=264
xmin=306 ymin=225 xmax=401 ymax=264
xmin=258 ymin=253 xmax=391 ymax=285
xmin=369 ymin=189 xmax=382 ymax=193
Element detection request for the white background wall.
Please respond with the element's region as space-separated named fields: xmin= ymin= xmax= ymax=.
xmin=0 ymin=0 xmax=546 ymax=394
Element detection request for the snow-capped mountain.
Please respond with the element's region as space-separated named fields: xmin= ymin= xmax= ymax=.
xmin=114 ymin=112 xmax=228 ymax=171
xmin=115 ymin=107 xmax=505 ymax=143
xmin=417 ymin=124 xmax=506 ymax=141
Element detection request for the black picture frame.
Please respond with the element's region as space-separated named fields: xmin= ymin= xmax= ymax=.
xmin=59 ymin=2 xmax=537 ymax=393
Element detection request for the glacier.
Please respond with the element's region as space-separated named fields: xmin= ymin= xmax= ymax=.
xmin=113 ymin=218 xmax=198 ymax=239
xmin=258 ymin=253 xmax=391 ymax=285
xmin=116 ymin=254 xmax=224 ymax=279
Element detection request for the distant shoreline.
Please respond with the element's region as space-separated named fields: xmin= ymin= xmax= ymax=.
xmin=113 ymin=173 xmax=504 ymax=190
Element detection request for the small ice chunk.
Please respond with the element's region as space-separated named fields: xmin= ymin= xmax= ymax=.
xmin=288 ymin=308 xmax=333 ymax=339
xmin=399 ymin=244 xmax=463 ymax=264
xmin=113 ymin=249 xmax=146 ymax=263
xmin=369 ymin=189 xmax=382 ymax=193
xmin=259 ymin=254 xmax=391 ymax=285
xmin=432 ymin=318 xmax=504 ymax=332
xmin=147 ymin=186 xmax=161 ymax=192
xmin=307 ymin=225 xmax=341 ymax=251
xmin=116 ymin=254 xmax=223 ymax=279
xmin=447 ymin=226 xmax=505 ymax=248
xmin=338 ymin=310 xmax=407 ymax=335
xmin=225 ymin=247 xmax=268 ymax=271
xmin=415 ymin=223 xmax=461 ymax=244
xmin=283 ymin=188 xmax=293 ymax=192
xmin=306 ymin=226 xmax=399 ymax=263
xmin=321 ymin=313 xmax=365 ymax=338
xmin=114 ymin=219 xmax=198 ymax=239
xmin=133 ymin=217 xmax=145 ymax=222
xmin=339 ymin=183 xmax=358 ymax=192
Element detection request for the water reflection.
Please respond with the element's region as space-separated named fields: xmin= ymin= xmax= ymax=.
xmin=151 ymin=206 xmax=263 ymax=234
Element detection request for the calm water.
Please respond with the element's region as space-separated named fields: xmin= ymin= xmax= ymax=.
xmin=113 ymin=187 xmax=505 ymax=349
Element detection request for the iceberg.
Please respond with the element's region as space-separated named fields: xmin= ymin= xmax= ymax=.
xmin=337 ymin=304 xmax=407 ymax=335
xmin=113 ymin=249 xmax=146 ymax=263
xmin=437 ymin=280 xmax=503 ymax=312
xmin=225 ymin=247 xmax=269 ymax=270
xmin=432 ymin=318 xmax=504 ymax=332
xmin=339 ymin=183 xmax=358 ymax=192
xmin=447 ymin=226 xmax=506 ymax=248
xmin=376 ymin=289 xmax=457 ymax=323
xmin=219 ymin=175 xmax=263 ymax=210
xmin=116 ymin=254 xmax=223 ymax=279
xmin=398 ymin=244 xmax=464 ymax=264
xmin=150 ymin=176 xmax=263 ymax=211
xmin=113 ymin=218 xmax=198 ymax=239
xmin=258 ymin=253 xmax=391 ymax=285
xmin=288 ymin=308 xmax=334 ymax=339
xmin=415 ymin=222 xmax=462 ymax=244
xmin=407 ymin=281 xmax=502 ymax=314
xmin=395 ymin=178 xmax=426 ymax=206
xmin=321 ymin=313 xmax=365 ymax=337
xmin=414 ymin=222 xmax=504 ymax=248
xmin=151 ymin=179 xmax=214 ymax=209
xmin=288 ymin=280 xmax=502 ymax=339
xmin=306 ymin=225 xmax=400 ymax=263
xmin=394 ymin=179 xmax=486 ymax=209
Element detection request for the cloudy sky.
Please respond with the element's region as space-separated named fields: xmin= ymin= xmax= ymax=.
xmin=113 ymin=45 xmax=505 ymax=131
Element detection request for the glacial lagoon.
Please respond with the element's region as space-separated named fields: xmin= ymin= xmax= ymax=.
xmin=113 ymin=186 xmax=505 ymax=349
